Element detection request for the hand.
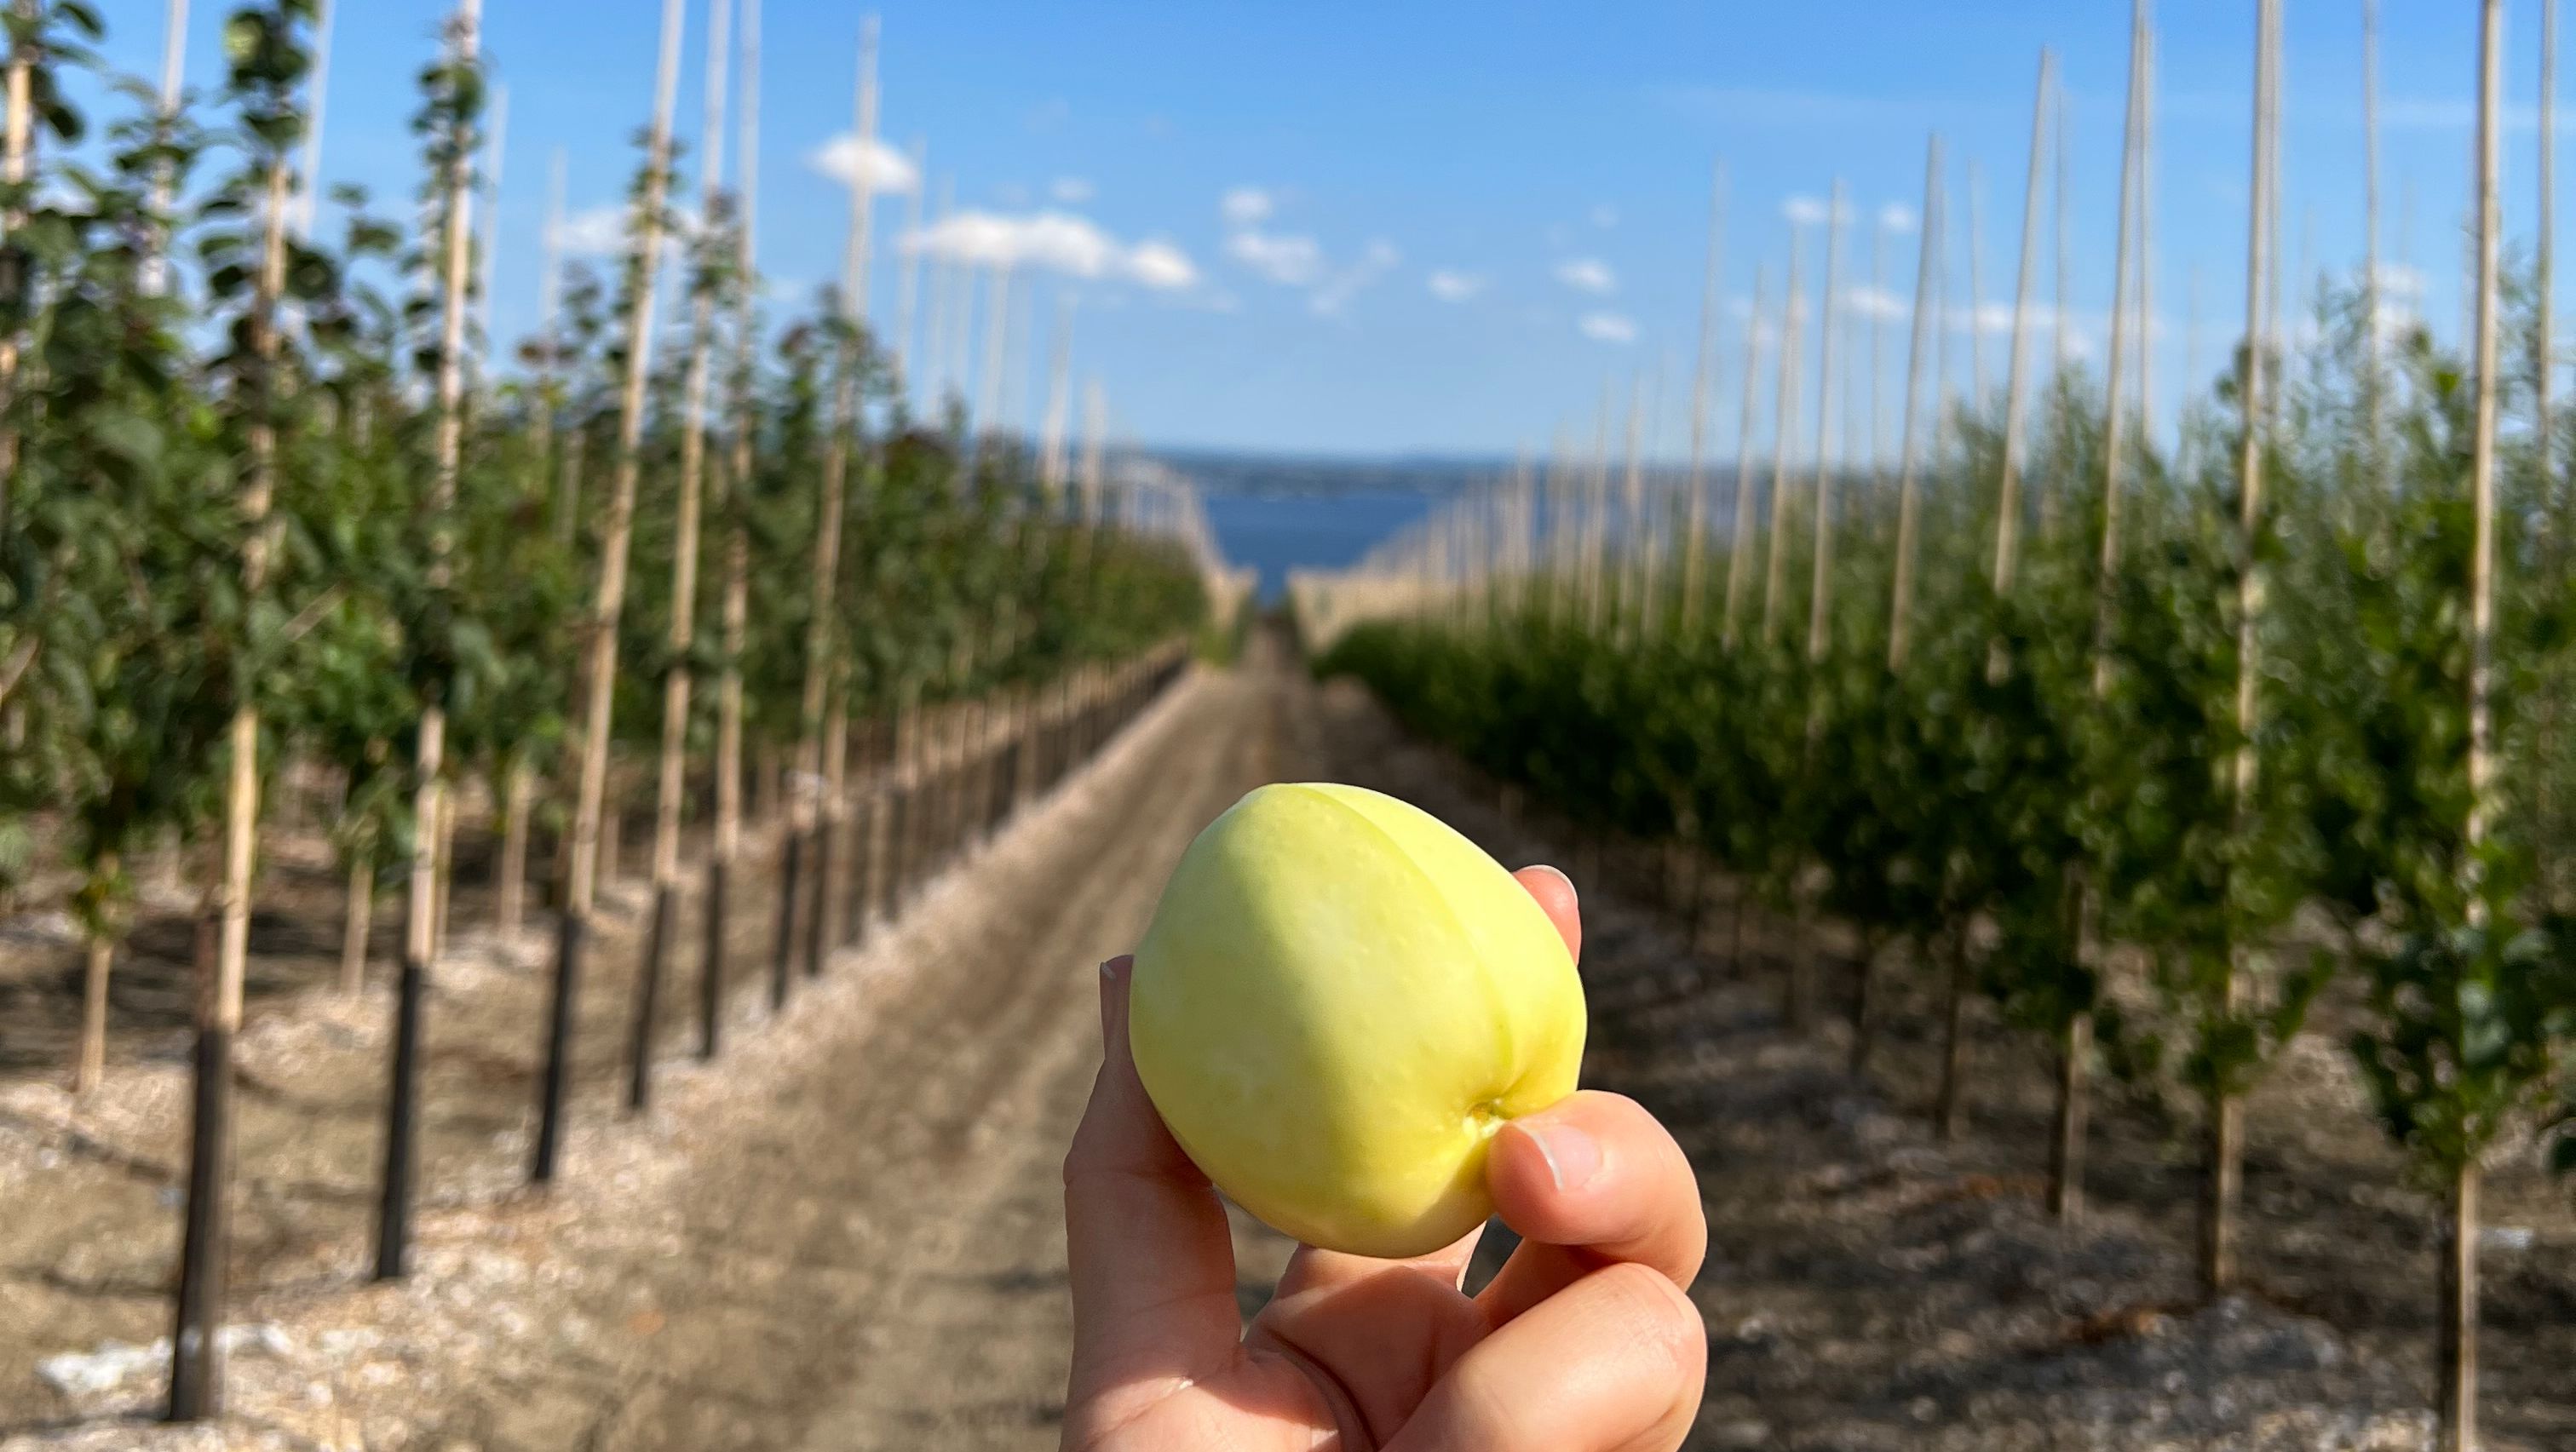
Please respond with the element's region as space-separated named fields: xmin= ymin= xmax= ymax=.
xmin=1061 ymin=864 xmax=1707 ymax=1451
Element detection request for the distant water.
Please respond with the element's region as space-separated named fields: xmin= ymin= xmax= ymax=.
xmin=1200 ymin=488 xmax=1440 ymax=603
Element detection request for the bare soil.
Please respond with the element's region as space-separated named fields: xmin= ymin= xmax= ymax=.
xmin=0 ymin=634 xmax=2568 ymax=1451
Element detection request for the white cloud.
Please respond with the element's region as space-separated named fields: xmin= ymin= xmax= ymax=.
xmin=1427 ymin=269 xmax=1486 ymax=302
xmin=1051 ymin=176 xmax=1095 ymax=204
xmin=549 ymin=202 xmax=701 ymax=257
xmin=1221 ymin=186 xmax=1274 ymax=225
xmin=1784 ymin=194 xmax=1839 ymax=227
xmin=1312 ymin=239 xmax=1400 ymax=317
xmin=549 ymin=204 xmax=628 ymax=256
xmin=1879 ymin=203 xmax=1918 ymax=233
xmin=1127 ymin=239 xmax=1198 ymax=290
xmin=1227 ymin=228 xmax=1323 ymax=286
xmin=2372 ymin=262 xmax=2427 ymax=298
xmin=1579 ymin=311 xmax=1638 ymax=343
xmin=906 ymin=209 xmax=1199 ymax=290
xmin=1842 ymin=284 xmax=1910 ymax=322
xmin=1590 ymin=204 xmax=1620 ymax=229
xmin=1555 ymin=257 xmax=1617 ymax=294
xmin=808 ymin=133 xmax=921 ymax=193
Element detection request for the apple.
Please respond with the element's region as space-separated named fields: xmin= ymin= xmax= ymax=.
xmin=1128 ymin=782 xmax=1586 ymax=1260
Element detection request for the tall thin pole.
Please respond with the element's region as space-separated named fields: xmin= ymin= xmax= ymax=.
xmin=705 ymin=0 xmax=759 ymax=1061
xmin=1968 ymin=159 xmax=1990 ymax=403
xmin=145 ymin=0 xmax=189 ymax=293
xmin=1991 ymin=50 xmax=2056 ymax=598
xmin=631 ymin=0 xmax=733 ymax=1113
xmin=1763 ymin=226 xmax=1807 ymax=646
xmin=1041 ymin=291 xmax=1076 ymax=491
xmin=375 ymin=0 xmax=478 ymax=1284
xmin=2448 ymin=9 xmax=2501 ymax=1448
xmin=1682 ymin=160 xmax=1725 ymax=623
xmin=794 ymin=16 xmax=877 ymax=981
xmin=1808 ymin=181 xmax=1846 ymax=660
xmin=170 ymin=25 xmax=298 ymax=1419
xmin=1889 ymin=139 xmax=1942 ymax=674
xmin=1723 ymin=267 xmax=1768 ymax=649
xmin=475 ymin=83 xmax=508 ymax=364
xmin=297 ymin=0 xmax=331 ymax=238
xmin=2211 ymin=0 xmax=2278 ymax=1300
xmin=532 ymin=0 xmax=686 ymax=1185
xmin=2365 ymin=0 xmax=2385 ymax=483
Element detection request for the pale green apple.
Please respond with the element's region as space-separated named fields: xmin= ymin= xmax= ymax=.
xmin=1128 ymin=782 xmax=1585 ymax=1260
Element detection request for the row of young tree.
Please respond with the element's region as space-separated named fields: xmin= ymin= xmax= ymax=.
xmin=0 ymin=0 xmax=1213 ymax=1420
xmin=1314 ymin=4 xmax=2567 ymax=1449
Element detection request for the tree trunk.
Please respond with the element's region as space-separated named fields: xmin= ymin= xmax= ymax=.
xmin=2437 ymin=1158 xmax=2481 ymax=1452
xmin=1848 ymin=932 xmax=1882 ymax=1077
xmin=496 ymin=760 xmax=531 ymax=939
xmin=340 ymin=854 xmax=372 ymax=995
xmin=1933 ymin=926 xmax=1970 ymax=1143
xmin=2048 ymin=1009 xmax=2093 ymax=1223
xmin=428 ymin=787 xmax=456 ymax=959
xmin=76 ymin=930 xmax=112 ymax=1094
xmin=2200 ymin=1083 xmax=2244 ymax=1294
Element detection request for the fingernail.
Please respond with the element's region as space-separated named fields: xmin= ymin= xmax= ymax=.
xmin=1527 ymin=863 xmax=1577 ymax=904
xmin=1520 ymin=1119 xmax=1601 ymax=1192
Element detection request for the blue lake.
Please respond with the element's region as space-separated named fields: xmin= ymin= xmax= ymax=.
xmin=1200 ymin=488 xmax=1441 ymax=603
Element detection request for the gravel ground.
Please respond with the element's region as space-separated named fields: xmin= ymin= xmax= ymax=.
xmin=2 ymin=633 xmax=2569 ymax=1450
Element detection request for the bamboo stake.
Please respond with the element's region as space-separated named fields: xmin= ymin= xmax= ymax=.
xmin=894 ymin=137 xmax=926 ymax=402
xmin=496 ymin=760 xmax=531 ymax=938
xmin=1888 ymin=140 xmax=1941 ymax=677
xmin=1682 ymin=160 xmax=1725 ymax=623
xmin=2448 ymin=20 xmax=2501 ymax=1448
xmin=2365 ymin=0 xmax=2385 ymax=489
xmin=791 ymin=15 xmax=877 ymax=985
xmin=1724 ymin=267 xmax=1768 ymax=649
xmin=144 ymin=0 xmax=188 ymax=293
xmin=2061 ymin=0 xmax=2150 ymax=1231
xmin=0 ymin=0 xmax=32 ymax=547
xmin=340 ymin=855 xmax=371 ymax=996
xmin=1041 ymin=290 xmax=1075 ymax=491
xmin=2210 ymin=0 xmax=2279 ymax=1300
xmin=170 ymin=92 xmax=293 ymax=1432
xmin=532 ymin=0 xmax=686 ymax=1185
xmin=538 ymin=146 xmax=566 ymax=519
xmin=705 ymin=0 xmax=756 ymax=1059
xmin=1991 ymin=50 xmax=2056 ymax=598
xmin=1968 ymin=159 xmax=1990 ymax=404
xmin=377 ymin=0 xmax=477 ymax=1283
xmin=1808 ymin=183 xmax=1846 ymax=663
xmin=297 ymin=0 xmax=331 ymax=238
xmin=632 ymin=0 xmax=733 ymax=1114
xmin=1763 ymin=227 xmax=1807 ymax=646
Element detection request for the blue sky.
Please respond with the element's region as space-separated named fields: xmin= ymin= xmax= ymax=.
xmin=93 ymin=1 xmax=2555 ymax=458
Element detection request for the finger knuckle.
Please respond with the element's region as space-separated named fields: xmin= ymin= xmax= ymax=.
xmin=1590 ymin=1260 xmax=1706 ymax=1381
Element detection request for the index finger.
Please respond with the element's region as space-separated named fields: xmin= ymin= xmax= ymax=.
xmin=1473 ymin=1090 xmax=1705 ymax=1328
xmin=1061 ymin=956 xmax=1245 ymax=1429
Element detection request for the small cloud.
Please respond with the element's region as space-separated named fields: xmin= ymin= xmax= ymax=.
xmin=1579 ymin=311 xmax=1638 ymax=343
xmin=1590 ymin=204 xmax=1619 ymax=228
xmin=2372 ymin=262 xmax=2427 ymax=298
xmin=1127 ymin=239 xmax=1199 ymax=290
xmin=1312 ymin=239 xmax=1400 ymax=318
xmin=1221 ymin=186 xmax=1274 ymax=226
xmin=808 ymin=133 xmax=922 ymax=193
xmin=1227 ymin=228 xmax=1323 ymax=286
xmin=1879 ymin=203 xmax=1918 ymax=233
xmin=906 ymin=209 xmax=1199 ymax=290
xmin=549 ymin=204 xmax=629 ymax=256
xmin=1428 ymin=268 xmax=1486 ymax=302
xmin=1843 ymin=284 xmax=1909 ymax=321
xmin=1555 ymin=257 xmax=1618 ymax=294
xmin=1784 ymin=194 xmax=1842 ymax=227
xmin=1050 ymin=176 xmax=1095 ymax=204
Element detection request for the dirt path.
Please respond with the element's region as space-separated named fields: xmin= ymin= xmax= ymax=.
xmin=7 ymin=637 xmax=2571 ymax=1451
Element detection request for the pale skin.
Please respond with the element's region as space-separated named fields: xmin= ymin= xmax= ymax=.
xmin=1063 ymin=864 xmax=1709 ymax=1452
